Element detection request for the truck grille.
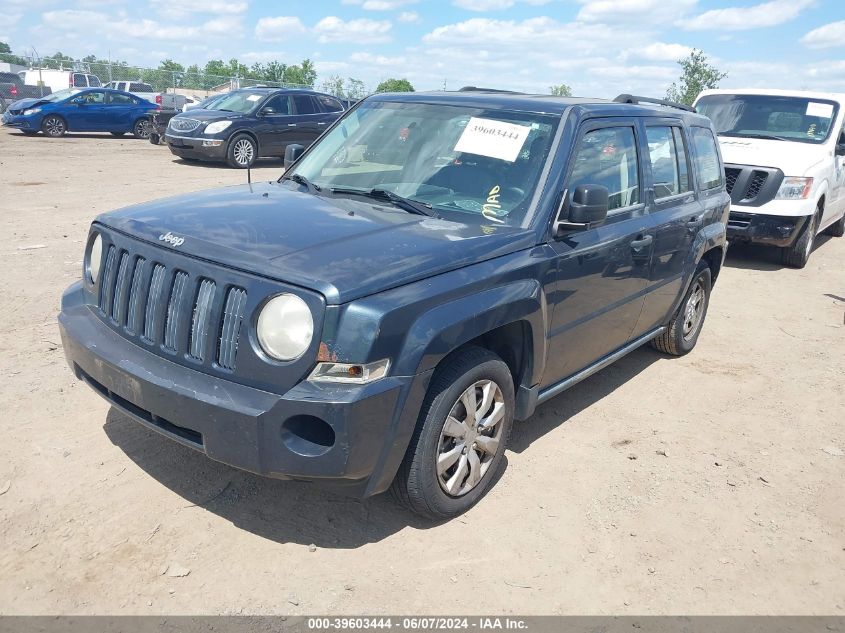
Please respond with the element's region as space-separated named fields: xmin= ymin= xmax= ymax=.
xmin=168 ymin=117 xmax=201 ymax=132
xmin=97 ymin=245 xmax=247 ymax=370
xmin=723 ymin=164 xmax=782 ymax=207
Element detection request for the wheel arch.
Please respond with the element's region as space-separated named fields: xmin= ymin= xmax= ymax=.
xmin=227 ymin=129 xmax=260 ymax=154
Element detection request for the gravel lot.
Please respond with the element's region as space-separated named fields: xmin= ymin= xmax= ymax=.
xmin=0 ymin=129 xmax=843 ymax=615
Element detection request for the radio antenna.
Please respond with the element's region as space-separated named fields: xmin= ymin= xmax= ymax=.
xmin=247 ymin=164 xmax=251 ymax=185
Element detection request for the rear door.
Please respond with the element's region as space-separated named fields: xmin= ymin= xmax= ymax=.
xmin=105 ymin=91 xmax=139 ymax=131
xmin=632 ymin=120 xmax=703 ymax=337
xmin=543 ymin=118 xmax=653 ymax=385
xmin=291 ymin=94 xmax=323 ymax=146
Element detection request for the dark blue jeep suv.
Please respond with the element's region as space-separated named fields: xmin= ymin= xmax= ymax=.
xmin=59 ymin=90 xmax=729 ymax=518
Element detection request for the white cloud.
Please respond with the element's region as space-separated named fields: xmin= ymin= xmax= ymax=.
xmin=313 ymin=16 xmax=392 ymax=43
xmin=453 ymin=0 xmax=515 ymax=10
xmin=578 ymin=0 xmax=697 ymax=23
xmin=682 ymin=0 xmax=815 ymax=31
xmin=631 ymin=42 xmax=692 ymax=61
xmin=254 ymin=16 xmax=306 ymax=41
xmin=349 ymin=51 xmax=407 ymax=66
xmin=398 ymin=11 xmax=421 ymax=22
xmin=150 ymin=0 xmax=247 ymax=19
xmin=342 ymin=0 xmax=415 ymax=9
xmin=801 ymin=20 xmax=845 ymax=49
xmin=241 ymin=50 xmax=289 ymax=63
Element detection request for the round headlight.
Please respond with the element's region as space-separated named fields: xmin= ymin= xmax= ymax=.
xmin=257 ymin=294 xmax=314 ymax=361
xmin=87 ymin=233 xmax=103 ymax=283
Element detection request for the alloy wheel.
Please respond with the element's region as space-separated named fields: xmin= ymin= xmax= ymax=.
xmin=436 ymin=379 xmax=505 ymax=497
xmin=233 ymin=138 xmax=254 ymax=166
xmin=682 ymin=281 xmax=706 ymax=340
xmin=45 ymin=117 xmax=65 ymax=136
xmin=135 ymin=120 xmax=151 ymax=138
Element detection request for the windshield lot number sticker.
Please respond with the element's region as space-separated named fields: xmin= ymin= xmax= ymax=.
xmin=806 ymin=102 xmax=833 ymax=119
xmin=454 ymin=117 xmax=531 ymax=162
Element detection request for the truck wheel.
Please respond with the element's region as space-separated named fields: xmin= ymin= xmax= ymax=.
xmin=149 ymin=132 xmax=161 ymax=145
xmin=781 ymin=211 xmax=817 ymax=268
xmin=42 ymin=115 xmax=66 ymax=137
xmin=391 ymin=346 xmax=514 ymax=519
xmin=133 ymin=119 xmax=151 ymax=139
xmin=651 ymin=260 xmax=711 ymax=357
xmin=825 ymin=212 xmax=845 ymax=238
xmin=227 ymin=134 xmax=257 ymax=169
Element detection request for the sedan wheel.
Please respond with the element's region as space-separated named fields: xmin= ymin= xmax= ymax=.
xmin=133 ymin=119 xmax=151 ymax=139
xmin=42 ymin=115 xmax=66 ymax=137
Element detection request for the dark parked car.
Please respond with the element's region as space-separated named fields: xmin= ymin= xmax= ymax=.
xmin=0 ymin=72 xmax=50 ymax=113
xmin=2 ymin=87 xmax=158 ymax=137
xmin=59 ymin=91 xmax=729 ymax=518
xmin=164 ymin=87 xmax=345 ymax=168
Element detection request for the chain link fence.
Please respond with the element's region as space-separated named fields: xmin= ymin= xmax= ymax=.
xmin=0 ymin=50 xmax=312 ymax=99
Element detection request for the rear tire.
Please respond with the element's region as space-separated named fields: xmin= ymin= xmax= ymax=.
xmin=227 ymin=134 xmax=257 ymax=169
xmin=149 ymin=132 xmax=161 ymax=145
xmin=781 ymin=210 xmax=818 ymax=268
xmin=390 ymin=346 xmax=514 ymax=520
xmin=132 ymin=118 xmax=151 ymax=139
xmin=651 ymin=259 xmax=712 ymax=357
xmin=825 ymin=212 xmax=845 ymax=238
xmin=42 ymin=115 xmax=66 ymax=137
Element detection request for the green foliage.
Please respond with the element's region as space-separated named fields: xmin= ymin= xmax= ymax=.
xmin=0 ymin=41 xmax=10 ymax=54
xmin=550 ymin=83 xmax=573 ymax=97
xmin=666 ymin=49 xmax=727 ymax=106
xmin=0 ymin=41 xmax=28 ymax=66
xmin=375 ymin=78 xmax=414 ymax=93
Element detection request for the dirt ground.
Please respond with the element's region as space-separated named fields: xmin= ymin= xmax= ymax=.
xmin=0 ymin=129 xmax=843 ymax=616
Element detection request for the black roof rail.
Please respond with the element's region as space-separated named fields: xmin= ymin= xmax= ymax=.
xmin=458 ymin=86 xmax=524 ymax=94
xmin=613 ymin=94 xmax=696 ymax=113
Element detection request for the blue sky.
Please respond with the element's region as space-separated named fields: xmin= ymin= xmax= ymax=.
xmin=2 ymin=0 xmax=845 ymax=96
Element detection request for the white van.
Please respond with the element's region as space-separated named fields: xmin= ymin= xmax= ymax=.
xmin=20 ymin=69 xmax=101 ymax=95
xmin=695 ymin=89 xmax=845 ymax=267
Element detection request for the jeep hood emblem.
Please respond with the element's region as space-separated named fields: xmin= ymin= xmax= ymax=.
xmin=159 ymin=231 xmax=185 ymax=247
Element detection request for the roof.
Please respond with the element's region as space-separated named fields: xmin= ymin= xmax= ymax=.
xmin=367 ymin=90 xmax=709 ymax=122
xmin=698 ymin=88 xmax=845 ymax=103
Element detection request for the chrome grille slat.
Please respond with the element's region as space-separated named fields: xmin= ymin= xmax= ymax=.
xmin=143 ymin=264 xmax=166 ymax=342
xmin=98 ymin=245 xmax=117 ymax=313
xmin=164 ymin=272 xmax=189 ymax=351
xmin=189 ymin=279 xmax=216 ymax=361
xmin=111 ymin=251 xmax=131 ymax=323
xmin=218 ymin=288 xmax=247 ymax=371
xmin=126 ymin=257 xmax=146 ymax=334
xmin=168 ymin=117 xmax=201 ymax=132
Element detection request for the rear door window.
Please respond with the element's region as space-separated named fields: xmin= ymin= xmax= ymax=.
xmin=689 ymin=127 xmax=723 ymax=190
xmin=316 ymin=95 xmax=344 ymax=113
xmin=292 ymin=95 xmax=316 ymax=115
xmin=108 ymin=92 xmax=135 ymax=105
xmin=73 ymin=74 xmax=87 ymax=87
xmin=645 ymin=125 xmax=692 ymax=199
xmin=87 ymin=75 xmax=101 ymax=87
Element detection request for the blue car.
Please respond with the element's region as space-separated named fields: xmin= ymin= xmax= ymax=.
xmin=1 ymin=87 xmax=158 ymax=138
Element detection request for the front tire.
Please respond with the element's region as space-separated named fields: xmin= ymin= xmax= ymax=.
xmin=42 ymin=115 xmax=66 ymax=137
xmin=391 ymin=346 xmax=514 ymax=519
xmin=781 ymin=210 xmax=818 ymax=268
xmin=133 ymin=118 xmax=151 ymax=139
xmin=227 ymin=134 xmax=257 ymax=169
xmin=651 ymin=260 xmax=712 ymax=356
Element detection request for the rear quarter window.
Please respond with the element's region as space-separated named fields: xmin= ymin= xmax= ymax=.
xmin=317 ymin=95 xmax=344 ymax=113
xmin=690 ymin=126 xmax=723 ymax=190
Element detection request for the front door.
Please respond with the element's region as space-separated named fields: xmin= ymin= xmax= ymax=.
xmin=255 ymin=93 xmax=294 ymax=156
xmin=543 ymin=120 xmax=653 ymax=386
xmin=634 ymin=121 xmax=702 ymax=337
xmin=67 ymin=90 xmax=107 ymax=131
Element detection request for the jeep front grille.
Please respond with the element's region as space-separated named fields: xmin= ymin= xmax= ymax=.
xmin=97 ymin=248 xmax=247 ymax=371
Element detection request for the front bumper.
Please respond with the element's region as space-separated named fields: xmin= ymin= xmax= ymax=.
xmin=165 ymin=133 xmax=227 ymax=161
xmin=1 ymin=111 xmax=36 ymax=129
xmin=59 ymin=282 xmax=430 ymax=497
xmin=727 ymin=211 xmax=810 ymax=248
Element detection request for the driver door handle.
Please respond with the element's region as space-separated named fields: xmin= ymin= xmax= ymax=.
xmin=631 ymin=234 xmax=653 ymax=252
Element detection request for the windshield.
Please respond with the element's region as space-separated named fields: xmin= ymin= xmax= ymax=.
xmin=46 ymin=88 xmax=82 ymax=102
xmin=207 ymin=91 xmax=266 ymax=113
xmin=697 ymin=94 xmax=839 ymax=144
xmin=289 ymin=100 xmax=559 ymax=227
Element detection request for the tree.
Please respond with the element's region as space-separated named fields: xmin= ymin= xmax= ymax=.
xmin=345 ymin=78 xmax=367 ymax=99
xmin=550 ymin=83 xmax=572 ymax=97
xmin=0 ymin=41 xmax=10 ymax=54
xmin=666 ymin=49 xmax=727 ymax=106
xmin=320 ymin=74 xmax=346 ymax=97
xmin=0 ymin=41 xmax=30 ymax=66
xmin=283 ymin=59 xmax=316 ymax=87
xmin=375 ymin=78 xmax=414 ymax=93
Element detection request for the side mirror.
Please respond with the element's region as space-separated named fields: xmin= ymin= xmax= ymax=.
xmin=836 ymin=141 xmax=845 ymax=157
xmin=259 ymin=107 xmax=275 ymax=116
xmin=284 ymin=144 xmax=305 ymax=169
xmin=556 ymin=184 xmax=609 ymax=232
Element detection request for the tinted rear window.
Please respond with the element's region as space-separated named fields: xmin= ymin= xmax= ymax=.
xmin=690 ymin=127 xmax=723 ymax=190
xmin=317 ymin=95 xmax=344 ymax=113
xmin=293 ymin=95 xmax=316 ymax=114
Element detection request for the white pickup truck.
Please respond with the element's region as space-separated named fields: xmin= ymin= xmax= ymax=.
xmin=103 ymin=81 xmax=158 ymax=103
xmin=695 ymin=89 xmax=845 ymax=268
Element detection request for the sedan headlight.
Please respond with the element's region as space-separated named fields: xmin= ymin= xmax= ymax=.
xmin=204 ymin=120 xmax=232 ymax=135
xmin=775 ymin=177 xmax=814 ymax=200
xmin=256 ymin=294 xmax=314 ymax=361
xmin=86 ymin=233 xmax=103 ymax=283
xmin=23 ymin=108 xmax=41 ymax=116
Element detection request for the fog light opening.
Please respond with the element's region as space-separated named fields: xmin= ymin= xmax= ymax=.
xmin=281 ymin=415 xmax=336 ymax=457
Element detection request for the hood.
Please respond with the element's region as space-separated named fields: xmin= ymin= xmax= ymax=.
xmin=717 ymin=136 xmax=828 ymax=177
xmin=7 ymin=97 xmax=49 ymax=112
xmin=173 ymin=108 xmax=245 ymax=123
xmin=97 ymin=182 xmax=534 ymax=304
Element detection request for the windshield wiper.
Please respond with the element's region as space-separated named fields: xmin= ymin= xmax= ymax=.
xmin=719 ymin=132 xmax=790 ymax=142
xmin=330 ymin=187 xmax=437 ymax=217
xmin=282 ymin=173 xmax=322 ymax=193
